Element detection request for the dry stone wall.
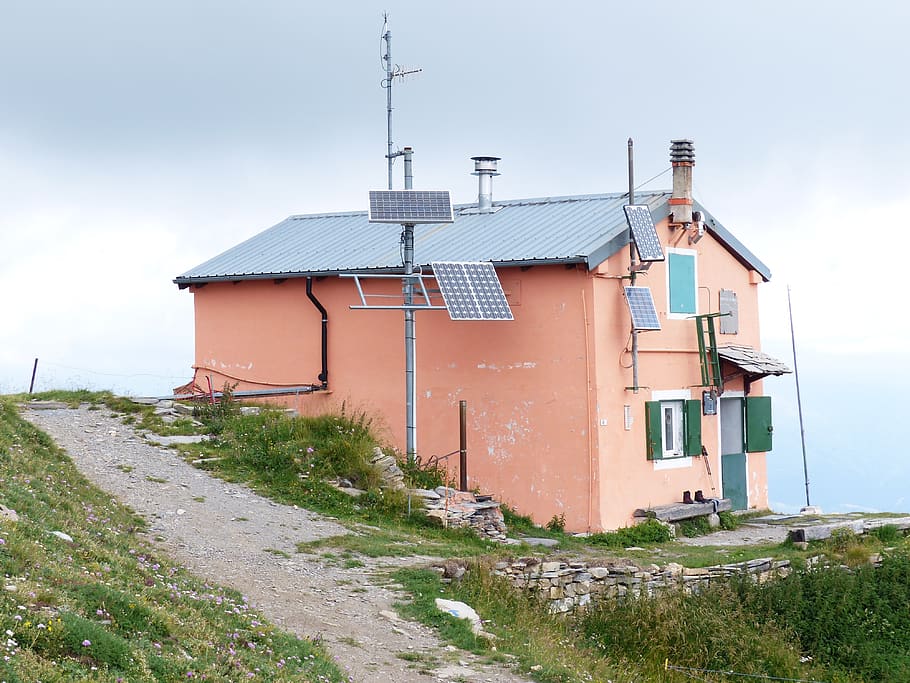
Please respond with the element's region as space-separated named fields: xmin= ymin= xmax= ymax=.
xmin=492 ymin=557 xmax=792 ymax=613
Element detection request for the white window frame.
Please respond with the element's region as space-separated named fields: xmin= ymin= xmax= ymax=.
xmin=666 ymin=247 xmax=698 ymax=320
xmin=651 ymin=389 xmax=693 ymax=470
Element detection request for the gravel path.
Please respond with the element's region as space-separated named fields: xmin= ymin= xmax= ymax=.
xmin=24 ymin=405 xmax=531 ymax=683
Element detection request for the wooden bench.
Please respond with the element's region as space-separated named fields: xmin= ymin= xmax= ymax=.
xmin=633 ymin=498 xmax=733 ymax=523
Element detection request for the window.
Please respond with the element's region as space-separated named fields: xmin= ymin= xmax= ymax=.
xmin=646 ymin=399 xmax=702 ymax=460
xmin=667 ymin=249 xmax=697 ymax=317
xmin=662 ymin=401 xmax=684 ymax=458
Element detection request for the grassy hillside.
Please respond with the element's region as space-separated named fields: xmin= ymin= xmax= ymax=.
xmin=0 ymin=398 xmax=345 ymax=682
xmin=11 ymin=391 xmax=910 ymax=683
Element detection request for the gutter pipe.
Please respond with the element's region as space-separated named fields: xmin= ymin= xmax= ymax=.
xmin=306 ymin=276 xmax=329 ymax=389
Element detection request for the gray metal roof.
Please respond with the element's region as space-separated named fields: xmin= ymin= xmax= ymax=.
xmin=717 ymin=345 xmax=791 ymax=377
xmin=174 ymin=191 xmax=771 ymax=286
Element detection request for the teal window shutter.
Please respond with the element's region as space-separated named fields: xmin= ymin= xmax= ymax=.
xmin=669 ymin=252 xmax=696 ymax=314
xmin=645 ymin=401 xmax=662 ymax=460
xmin=684 ymin=399 xmax=702 ymax=456
xmin=745 ymin=396 xmax=773 ymax=452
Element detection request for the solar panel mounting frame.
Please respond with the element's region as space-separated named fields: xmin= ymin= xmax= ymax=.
xmin=624 ymin=285 xmax=661 ymax=331
xmin=623 ymin=204 xmax=665 ymax=263
xmin=431 ymin=261 xmax=514 ymax=321
xmin=368 ymin=190 xmax=454 ymax=224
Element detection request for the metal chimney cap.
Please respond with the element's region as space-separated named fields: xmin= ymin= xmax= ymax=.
xmin=471 ymin=156 xmax=501 ymax=175
xmin=670 ymin=139 xmax=695 ymax=164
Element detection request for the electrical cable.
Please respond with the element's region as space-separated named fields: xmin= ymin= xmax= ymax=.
xmin=191 ymin=365 xmax=316 ymax=388
xmin=635 ymin=166 xmax=672 ymax=191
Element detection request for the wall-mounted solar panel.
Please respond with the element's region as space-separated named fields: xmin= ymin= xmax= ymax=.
xmin=623 ymin=204 xmax=665 ymax=262
xmin=431 ymin=261 xmax=513 ymax=321
xmin=368 ymin=190 xmax=454 ymax=224
xmin=624 ymin=286 xmax=661 ymax=330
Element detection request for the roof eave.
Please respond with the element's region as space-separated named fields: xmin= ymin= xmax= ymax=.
xmin=174 ymin=257 xmax=590 ymax=288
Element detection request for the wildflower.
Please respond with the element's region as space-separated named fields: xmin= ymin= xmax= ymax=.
xmin=0 ymin=539 xmax=5 ymax=545
xmin=82 ymin=639 xmax=91 ymax=647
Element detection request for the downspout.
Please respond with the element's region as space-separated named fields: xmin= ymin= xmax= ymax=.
xmin=305 ymin=277 xmax=329 ymax=389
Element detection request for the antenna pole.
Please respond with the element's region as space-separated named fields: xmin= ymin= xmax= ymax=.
xmin=788 ymin=285 xmax=812 ymax=508
xmin=380 ymin=14 xmax=421 ymax=190
xmin=383 ymin=16 xmax=395 ymax=190
xmin=628 ymin=138 xmax=639 ymax=393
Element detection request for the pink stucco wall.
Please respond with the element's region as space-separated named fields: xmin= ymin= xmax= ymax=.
xmin=187 ymin=217 xmax=771 ymax=531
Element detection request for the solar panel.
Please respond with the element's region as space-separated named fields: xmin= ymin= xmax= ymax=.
xmin=431 ymin=262 xmax=514 ymax=321
xmin=623 ymin=204 xmax=665 ymax=263
xmin=368 ymin=190 xmax=454 ymax=224
xmin=624 ymin=286 xmax=661 ymax=330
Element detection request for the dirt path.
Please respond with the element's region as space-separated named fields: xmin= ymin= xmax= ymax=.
xmin=24 ymin=405 xmax=531 ymax=683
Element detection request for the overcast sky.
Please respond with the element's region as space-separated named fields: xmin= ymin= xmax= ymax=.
xmin=2 ymin=1 xmax=907 ymax=512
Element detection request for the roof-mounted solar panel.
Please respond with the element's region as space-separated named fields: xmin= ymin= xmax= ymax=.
xmin=368 ymin=190 xmax=454 ymax=224
xmin=624 ymin=286 xmax=661 ymax=330
xmin=431 ymin=262 xmax=513 ymax=321
xmin=623 ymin=204 xmax=664 ymax=263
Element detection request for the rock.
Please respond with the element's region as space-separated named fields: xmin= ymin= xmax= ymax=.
xmin=50 ymin=531 xmax=73 ymax=543
xmin=520 ymin=537 xmax=560 ymax=548
xmin=130 ymin=397 xmax=160 ymax=405
xmin=707 ymin=513 xmax=721 ymax=529
xmin=793 ymin=541 xmax=809 ymax=550
xmin=0 ymin=504 xmax=18 ymax=523
xmin=240 ymin=406 xmax=261 ymax=416
xmin=24 ymin=401 xmax=69 ymax=410
xmin=146 ymin=434 xmax=209 ymax=446
xmin=435 ymin=598 xmax=483 ymax=635
xmin=410 ymin=488 xmax=441 ymax=500
xmin=172 ymin=402 xmax=196 ymax=416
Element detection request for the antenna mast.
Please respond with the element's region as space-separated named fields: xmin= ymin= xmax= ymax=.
xmin=381 ymin=13 xmax=421 ymax=190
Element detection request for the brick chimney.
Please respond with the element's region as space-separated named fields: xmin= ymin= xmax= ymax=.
xmin=669 ymin=139 xmax=695 ymax=225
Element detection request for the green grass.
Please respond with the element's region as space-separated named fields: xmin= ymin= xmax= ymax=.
xmin=18 ymin=390 xmax=910 ymax=683
xmin=0 ymin=398 xmax=345 ymax=682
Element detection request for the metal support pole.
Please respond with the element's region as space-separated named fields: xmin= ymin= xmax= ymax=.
xmin=628 ymin=138 xmax=639 ymax=393
xmin=403 ymin=146 xmax=416 ymax=463
xmin=459 ymin=400 xmax=467 ymax=491
xmin=788 ymin=285 xmax=812 ymax=507
xmin=404 ymin=225 xmax=416 ymax=462
xmin=29 ymin=358 xmax=38 ymax=394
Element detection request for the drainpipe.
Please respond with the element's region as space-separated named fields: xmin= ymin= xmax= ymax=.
xmin=305 ymin=277 xmax=329 ymax=389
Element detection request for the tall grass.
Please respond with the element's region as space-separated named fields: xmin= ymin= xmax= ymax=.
xmin=734 ymin=551 xmax=910 ymax=681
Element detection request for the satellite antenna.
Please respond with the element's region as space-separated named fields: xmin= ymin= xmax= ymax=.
xmin=381 ymin=13 xmax=422 ymax=190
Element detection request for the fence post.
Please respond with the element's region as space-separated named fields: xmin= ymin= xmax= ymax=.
xmin=459 ymin=400 xmax=467 ymax=491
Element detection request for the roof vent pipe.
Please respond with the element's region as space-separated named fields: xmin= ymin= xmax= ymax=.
xmin=471 ymin=156 xmax=500 ymax=213
xmin=669 ymin=139 xmax=695 ymax=225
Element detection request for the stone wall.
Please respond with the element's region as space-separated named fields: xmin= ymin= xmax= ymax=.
xmin=492 ymin=557 xmax=792 ymax=614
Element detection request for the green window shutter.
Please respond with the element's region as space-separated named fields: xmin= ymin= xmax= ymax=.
xmin=684 ymin=399 xmax=702 ymax=456
xmin=645 ymin=401 xmax=662 ymax=460
xmin=669 ymin=252 xmax=696 ymax=314
xmin=745 ymin=396 xmax=773 ymax=452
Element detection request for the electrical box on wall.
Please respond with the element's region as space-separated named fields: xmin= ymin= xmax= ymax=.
xmin=703 ymin=389 xmax=718 ymax=415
